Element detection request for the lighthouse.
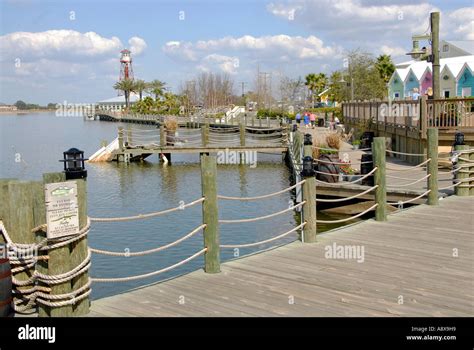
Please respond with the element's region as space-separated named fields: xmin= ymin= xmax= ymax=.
xmin=119 ymin=49 xmax=134 ymax=81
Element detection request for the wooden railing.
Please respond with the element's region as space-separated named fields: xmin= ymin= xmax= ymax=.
xmin=343 ymin=97 xmax=474 ymax=136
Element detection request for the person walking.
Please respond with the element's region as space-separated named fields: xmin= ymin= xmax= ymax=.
xmin=296 ymin=112 xmax=301 ymax=126
xmin=309 ymin=113 xmax=316 ymax=129
xmin=412 ymin=88 xmax=420 ymax=100
xmin=303 ymin=112 xmax=310 ymax=129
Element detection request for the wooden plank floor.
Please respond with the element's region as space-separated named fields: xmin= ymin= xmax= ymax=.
xmin=89 ymin=196 xmax=473 ymax=317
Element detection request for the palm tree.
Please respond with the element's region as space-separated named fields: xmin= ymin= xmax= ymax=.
xmin=134 ymin=79 xmax=147 ymax=100
xmin=376 ymin=54 xmax=395 ymax=84
xmin=148 ymin=79 xmax=166 ymax=100
xmin=113 ymin=78 xmax=135 ymax=110
xmin=305 ymin=73 xmax=328 ymax=106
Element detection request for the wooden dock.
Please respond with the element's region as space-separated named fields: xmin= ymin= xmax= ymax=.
xmin=89 ymin=195 xmax=473 ymax=317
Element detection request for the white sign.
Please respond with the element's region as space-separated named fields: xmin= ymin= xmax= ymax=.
xmin=45 ymin=181 xmax=80 ymax=239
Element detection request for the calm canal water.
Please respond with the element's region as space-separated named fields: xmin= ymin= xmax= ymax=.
xmin=0 ymin=112 xmax=350 ymax=299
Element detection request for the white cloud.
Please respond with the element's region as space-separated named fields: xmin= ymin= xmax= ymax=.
xmin=163 ymin=34 xmax=341 ymax=75
xmin=380 ymin=45 xmax=407 ymax=57
xmin=128 ymin=36 xmax=147 ymax=56
xmin=445 ymin=7 xmax=474 ymax=40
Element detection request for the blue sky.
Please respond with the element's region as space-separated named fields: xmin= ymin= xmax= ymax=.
xmin=1 ymin=0 xmax=472 ymax=104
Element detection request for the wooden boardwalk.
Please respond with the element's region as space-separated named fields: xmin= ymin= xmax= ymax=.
xmin=89 ymin=196 xmax=473 ymax=317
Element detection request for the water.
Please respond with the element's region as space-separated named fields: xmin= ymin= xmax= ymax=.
xmin=0 ymin=112 xmax=350 ymax=299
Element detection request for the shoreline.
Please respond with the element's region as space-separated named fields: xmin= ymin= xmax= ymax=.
xmin=0 ymin=109 xmax=56 ymax=115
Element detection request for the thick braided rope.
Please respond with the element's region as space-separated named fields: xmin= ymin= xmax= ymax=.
xmin=218 ymin=180 xmax=306 ymax=201
xmin=314 ymin=167 xmax=378 ymax=186
xmin=89 ymin=197 xmax=204 ymax=222
xmin=458 ymin=157 xmax=474 ymax=163
xmin=386 ymin=158 xmax=431 ymax=171
xmin=315 ymin=203 xmax=378 ymax=224
xmin=385 ymin=149 xmax=425 ymax=157
xmin=388 ymin=173 xmax=431 ymax=188
xmin=315 ymin=158 xmax=373 ymax=166
xmin=387 ymin=190 xmax=431 ymax=205
xmin=316 ymin=185 xmax=378 ymax=203
xmin=91 ymin=248 xmax=207 ymax=283
xmin=90 ymin=224 xmax=205 ymax=257
xmin=220 ymin=222 xmax=306 ymax=248
xmin=219 ymin=201 xmax=305 ymax=224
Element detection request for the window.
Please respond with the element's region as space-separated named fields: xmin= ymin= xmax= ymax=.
xmin=444 ymin=90 xmax=450 ymax=98
xmin=394 ymin=92 xmax=400 ymax=98
xmin=443 ymin=44 xmax=449 ymax=52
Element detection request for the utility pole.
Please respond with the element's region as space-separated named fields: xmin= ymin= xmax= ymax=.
xmin=431 ymin=12 xmax=440 ymax=99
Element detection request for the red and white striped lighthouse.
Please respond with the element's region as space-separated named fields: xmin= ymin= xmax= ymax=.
xmin=119 ymin=49 xmax=134 ymax=81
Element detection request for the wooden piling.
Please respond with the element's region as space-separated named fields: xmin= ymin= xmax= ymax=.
xmin=201 ymin=124 xmax=209 ymax=147
xmin=302 ymin=145 xmax=316 ymax=243
xmin=470 ymin=148 xmax=474 ymax=196
xmin=70 ymin=178 xmax=89 ymax=315
xmin=118 ymin=127 xmax=124 ymax=150
xmin=30 ymin=181 xmax=49 ymax=317
xmin=455 ymin=145 xmax=470 ymax=196
xmin=427 ymin=128 xmax=438 ymax=205
xmin=43 ymin=172 xmax=73 ymax=317
xmin=372 ymin=137 xmax=387 ymax=221
xmin=5 ymin=181 xmax=37 ymax=311
xmin=0 ymin=179 xmax=15 ymax=245
xmin=200 ymin=155 xmax=220 ymax=273
xmin=160 ymin=125 xmax=165 ymax=147
xmin=240 ymin=123 xmax=245 ymax=147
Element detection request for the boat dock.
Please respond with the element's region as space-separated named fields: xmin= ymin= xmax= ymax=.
xmin=89 ymin=195 xmax=473 ymax=317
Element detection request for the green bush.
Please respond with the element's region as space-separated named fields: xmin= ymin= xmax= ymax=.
xmin=256 ymin=109 xmax=295 ymax=120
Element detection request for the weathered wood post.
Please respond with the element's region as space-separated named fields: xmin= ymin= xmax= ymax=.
xmin=201 ymin=124 xmax=209 ymax=147
xmin=427 ymin=128 xmax=439 ymax=205
xmin=240 ymin=123 xmax=245 ymax=147
xmin=470 ymin=148 xmax=474 ymax=196
xmin=252 ymin=116 xmax=255 ymax=127
xmin=301 ymin=139 xmax=316 ymax=243
xmin=118 ymin=127 xmax=124 ymax=150
xmin=420 ymin=96 xmax=428 ymax=140
xmin=127 ymin=127 xmax=132 ymax=146
xmin=455 ymin=145 xmax=470 ymax=196
xmin=372 ymin=137 xmax=387 ymax=221
xmin=259 ymin=117 xmax=262 ymax=128
xmin=160 ymin=125 xmax=165 ymax=147
xmin=4 ymin=181 xmax=37 ymax=312
xmin=70 ymin=177 xmax=89 ymax=316
xmin=200 ymin=155 xmax=220 ymax=273
xmin=266 ymin=117 xmax=270 ymax=128
xmin=42 ymin=173 xmax=73 ymax=316
xmin=117 ymin=127 xmax=124 ymax=162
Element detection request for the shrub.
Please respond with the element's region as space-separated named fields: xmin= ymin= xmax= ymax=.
xmin=326 ymin=133 xmax=341 ymax=150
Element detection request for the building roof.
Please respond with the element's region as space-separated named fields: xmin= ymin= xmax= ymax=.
xmin=443 ymin=40 xmax=474 ymax=55
xmin=318 ymin=88 xmax=331 ymax=96
xmin=97 ymin=93 xmax=140 ymax=104
xmin=392 ymin=55 xmax=474 ymax=84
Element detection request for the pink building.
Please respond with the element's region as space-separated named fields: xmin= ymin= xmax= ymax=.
xmin=420 ymin=70 xmax=432 ymax=95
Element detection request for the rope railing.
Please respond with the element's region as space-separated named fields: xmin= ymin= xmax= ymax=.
xmin=218 ymin=180 xmax=306 ymax=201
xmin=219 ymin=202 xmax=306 ymax=224
xmin=312 ymin=146 xmax=371 ymax=152
xmin=90 ymin=248 xmax=207 ymax=283
xmin=89 ymin=197 xmax=204 ymax=222
xmin=387 ymin=190 xmax=431 ymax=205
xmin=387 ymin=174 xmax=431 ymax=188
xmin=385 ymin=149 xmax=425 ymax=157
xmin=386 ymin=158 xmax=431 ymax=171
xmin=315 ymin=158 xmax=374 ymax=166
xmin=315 ymin=203 xmax=378 ymax=224
xmin=314 ymin=167 xmax=378 ymax=186
xmin=220 ymin=222 xmax=306 ymax=248
xmin=316 ymin=185 xmax=378 ymax=202
xmin=90 ymin=224 xmax=206 ymax=257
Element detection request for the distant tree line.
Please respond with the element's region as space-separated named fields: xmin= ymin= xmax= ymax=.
xmin=12 ymin=100 xmax=57 ymax=110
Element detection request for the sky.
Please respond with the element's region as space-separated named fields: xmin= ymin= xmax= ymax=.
xmin=0 ymin=0 xmax=473 ymax=104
